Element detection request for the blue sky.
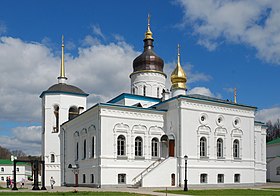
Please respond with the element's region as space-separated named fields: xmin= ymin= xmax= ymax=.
xmin=0 ymin=0 xmax=279 ymax=155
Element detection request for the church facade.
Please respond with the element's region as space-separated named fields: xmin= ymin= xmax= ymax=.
xmin=41 ymin=19 xmax=266 ymax=187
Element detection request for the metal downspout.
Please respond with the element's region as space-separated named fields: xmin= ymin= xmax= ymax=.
xmin=178 ymin=98 xmax=182 ymax=187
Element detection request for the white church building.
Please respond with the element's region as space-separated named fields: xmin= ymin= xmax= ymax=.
xmin=41 ymin=18 xmax=267 ymax=187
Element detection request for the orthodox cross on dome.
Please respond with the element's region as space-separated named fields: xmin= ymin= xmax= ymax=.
xmin=145 ymin=13 xmax=153 ymax=40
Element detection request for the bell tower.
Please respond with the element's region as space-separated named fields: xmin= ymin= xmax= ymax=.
xmin=40 ymin=36 xmax=88 ymax=186
xmin=130 ymin=15 xmax=166 ymax=98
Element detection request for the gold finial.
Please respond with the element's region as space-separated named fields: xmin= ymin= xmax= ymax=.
xmin=171 ymin=44 xmax=187 ymax=90
xmin=234 ymin=88 xmax=237 ymax=103
xmin=145 ymin=13 xmax=153 ymax=40
xmin=60 ymin=35 xmax=65 ymax=78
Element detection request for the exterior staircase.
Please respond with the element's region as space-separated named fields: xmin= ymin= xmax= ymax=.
xmin=131 ymin=158 xmax=164 ymax=187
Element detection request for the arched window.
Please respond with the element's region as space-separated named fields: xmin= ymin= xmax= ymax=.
xmin=200 ymin=137 xmax=207 ymax=157
xmin=233 ymin=139 xmax=239 ymax=158
xmin=83 ymin=139 xmax=87 ymax=159
xmin=143 ymin=86 xmax=146 ymax=96
xmin=117 ymin=135 xmax=126 ymax=156
xmin=200 ymin=173 xmax=207 ymax=183
xmin=132 ymin=87 xmax=135 ymax=94
xmin=69 ymin=106 xmax=79 ymax=120
xmin=76 ymin=142 xmax=79 ymax=160
xmin=157 ymin=87 xmax=160 ymax=98
xmin=53 ymin=105 xmax=59 ymax=133
xmin=135 ymin=136 xmax=143 ymax=157
xmin=217 ymin=138 xmax=223 ymax=158
xmin=151 ymin=138 xmax=159 ymax=157
xmin=50 ymin=154 xmax=55 ymax=163
xmin=276 ymin=166 xmax=280 ymax=175
xmin=92 ymin=137 xmax=95 ymax=158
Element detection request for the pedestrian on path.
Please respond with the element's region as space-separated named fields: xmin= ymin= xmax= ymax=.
xmin=50 ymin=176 xmax=55 ymax=189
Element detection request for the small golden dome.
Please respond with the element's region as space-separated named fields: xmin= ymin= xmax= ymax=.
xmin=171 ymin=44 xmax=187 ymax=90
xmin=145 ymin=14 xmax=153 ymax=40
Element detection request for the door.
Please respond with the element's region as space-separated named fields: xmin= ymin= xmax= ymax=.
xmin=169 ymin=140 xmax=175 ymax=157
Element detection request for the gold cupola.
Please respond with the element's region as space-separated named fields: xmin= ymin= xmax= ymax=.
xmin=145 ymin=14 xmax=153 ymax=40
xmin=171 ymin=44 xmax=187 ymax=90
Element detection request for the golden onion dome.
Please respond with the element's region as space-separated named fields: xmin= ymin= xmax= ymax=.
xmin=171 ymin=44 xmax=187 ymax=90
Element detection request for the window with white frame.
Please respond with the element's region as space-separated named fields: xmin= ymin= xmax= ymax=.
xmin=16 ymin=168 xmax=19 ymax=172
xmin=234 ymin=174 xmax=240 ymax=183
xmin=217 ymin=138 xmax=223 ymax=158
xmin=50 ymin=154 xmax=55 ymax=163
xmin=76 ymin=142 xmax=79 ymax=160
xmin=200 ymin=173 xmax=207 ymax=183
xmin=233 ymin=139 xmax=240 ymax=158
xmin=83 ymin=174 xmax=86 ymax=183
xmin=1 ymin=167 xmax=4 ymax=172
xmin=200 ymin=137 xmax=207 ymax=157
xmin=135 ymin=136 xmax=143 ymax=157
xmin=277 ymin=166 xmax=280 ymax=175
xmin=143 ymin=86 xmax=146 ymax=96
xmin=92 ymin=136 xmax=94 ymax=158
xmin=118 ymin=174 xmax=126 ymax=184
xmin=151 ymin=138 xmax=159 ymax=157
xmin=117 ymin=135 xmax=126 ymax=156
xmin=217 ymin=174 xmax=224 ymax=183
xmin=83 ymin=139 xmax=87 ymax=159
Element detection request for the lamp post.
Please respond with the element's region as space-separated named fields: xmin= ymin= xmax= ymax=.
xmin=184 ymin=155 xmax=188 ymax=191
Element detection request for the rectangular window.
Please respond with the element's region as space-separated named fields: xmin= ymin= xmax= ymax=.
xmin=200 ymin=174 xmax=207 ymax=183
xmin=1 ymin=176 xmax=4 ymax=181
xmin=91 ymin=174 xmax=94 ymax=183
xmin=83 ymin=174 xmax=86 ymax=183
xmin=234 ymin=174 xmax=240 ymax=183
xmin=217 ymin=174 xmax=224 ymax=183
xmin=16 ymin=168 xmax=19 ymax=172
xmin=118 ymin=174 xmax=126 ymax=184
xmin=1 ymin=167 xmax=4 ymax=172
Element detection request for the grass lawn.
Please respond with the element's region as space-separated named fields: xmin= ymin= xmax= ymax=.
xmin=0 ymin=192 xmax=147 ymax=196
xmin=158 ymin=189 xmax=280 ymax=195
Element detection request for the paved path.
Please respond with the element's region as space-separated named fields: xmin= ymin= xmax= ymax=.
xmin=1 ymin=182 xmax=280 ymax=195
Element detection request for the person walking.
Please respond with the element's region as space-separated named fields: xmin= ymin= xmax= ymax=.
xmin=50 ymin=176 xmax=55 ymax=189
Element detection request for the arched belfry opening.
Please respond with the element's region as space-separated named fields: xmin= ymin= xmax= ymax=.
xmin=68 ymin=106 xmax=79 ymax=120
xmin=53 ymin=105 xmax=59 ymax=133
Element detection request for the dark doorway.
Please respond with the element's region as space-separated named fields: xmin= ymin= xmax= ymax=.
xmin=169 ymin=140 xmax=175 ymax=157
xmin=171 ymin=173 xmax=175 ymax=186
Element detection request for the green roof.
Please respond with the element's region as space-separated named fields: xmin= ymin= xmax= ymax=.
xmin=0 ymin=159 xmax=30 ymax=166
xmin=267 ymin=138 xmax=280 ymax=145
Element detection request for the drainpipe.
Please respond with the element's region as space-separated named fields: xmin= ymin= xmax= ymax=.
xmin=177 ymin=98 xmax=182 ymax=187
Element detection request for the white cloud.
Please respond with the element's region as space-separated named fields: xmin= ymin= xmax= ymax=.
xmin=187 ymin=86 xmax=215 ymax=97
xmin=91 ymin=24 xmax=106 ymax=40
xmin=0 ymin=126 xmax=41 ymax=155
xmin=178 ymin=0 xmax=280 ymax=64
xmin=0 ymin=21 xmax=6 ymax=35
xmin=256 ymin=107 xmax=280 ymax=123
xmin=0 ymin=35 xmax=139 ymax=122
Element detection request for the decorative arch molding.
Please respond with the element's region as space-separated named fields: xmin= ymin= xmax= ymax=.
xmin=73 ymin=131 xmax=79 ymax=138
xmin=148 ymin=126 xmax=163 ymax=135
xmin=132 ymin=124 xmax=147 ymax=134
xmin=215 ymin=127 xmax=227 ymax=136
xmin=113 ymin=123 xmax=129 ymax=133
xmin=80 ymin=128 xmax=87 ymax=136
xmin=231 ymin=128 xmax=243 ymax=138
xmin=88 ymin=124 xmax=96 ymax=133
xmin=197 ymin=125 xmax=211 ymax=135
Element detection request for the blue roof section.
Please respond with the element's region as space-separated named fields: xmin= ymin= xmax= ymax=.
xmin=107 ymin=93 xmax=161 ymax=104
xmin=151 ymin=94 xmax=257 ymax=110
